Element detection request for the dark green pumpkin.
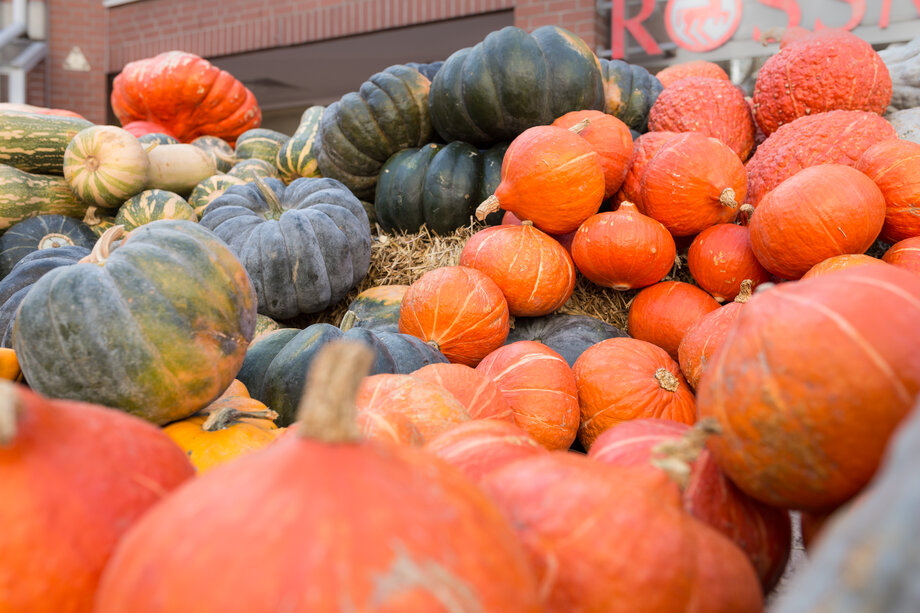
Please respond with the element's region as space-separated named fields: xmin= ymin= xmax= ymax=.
xmin=199 ymin=177 xmax=371 ymax=320
xmin=188 ymin=174 xmax=248 ymax=218
xmin=234 ymin=128 xmax=290 ymax=166
xmin=114 ymin=189 xmax=197 ymax=231
xmin=429 ymin=26 xmax=605 ymax=147
xmin=277 ymin=106 xmax=323 ymax=183
xmin=341 ymin=284 xmax=409 ymax=334
xmin=13 ymin=220 xmax=257 ymax=424
xmin=0 ymin=214 xmax=96 ymax=278
xmin=506 ymin=313 xmax=629 ymax=367
xmin=190 ymin=135 xmax=235 ymax=173
xmin=227 ymin=158 xmax=280 ymax=181
xmin=239 ymin=322 xmax=449 ymax=426
xmin=405 ymin=60 xmax=443 ymax=81
xmin=600 ymin=58 xmax=664 ymax=133
xmin=315 ymin=64 xmax=433 ymax=201
xmin=138 ymin=132 xmax=180 ymax=146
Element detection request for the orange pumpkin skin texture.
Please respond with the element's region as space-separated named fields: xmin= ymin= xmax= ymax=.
xmin=552 ymin=110 xmax=633 ymax=199
xmin=648 ymin=77 xmax=755 ymax=161
xmin=883 ymin=237 xmax=920 ymax=275
xmin=459 ymin=224 xmax=576 ymax=317
xmin=502 ymin=210 xmax=576 ymax=254
xmin=412 ymin=363 xmax=512 ymax=422
xmin=573 ymin=337 xmax=696 ymax=448
xmin=572 ymin=202 xmax=676 ymax=290
xmin=696 ymin=266 xmax=920 ymax=512
xmin=616 ymin=130 xmax=679 ymax=208
xmin=855 ymin=138 xmax=920 ymax=243
xmin=688 ymin=224 xmax=771 ymax=302
xmin=485 ymin=125 xmax=605 ymax=235
xmin=424 ymin=419 xmax=548 ymax=484
xmin=640 ymin=132 xmax=748 ymax=237
xmin=356 ymin=408 xmax=423 ymax=446
xmin=678 ymin=297 xmax=749 ymax=391
xmin=749 ymin=164 xmax=886 ymax=280
xmin=480 ymin=453 xmax=764 ymax=613
xmin=656 ymin=60 xmax=729 ymax=88
xmin=801 ymin=254 xmax=888 ymax=280
xmin=356 ymin=373 xmax=470 ymax=443
xmin=0 ymin=347 xmax=20 ymax=381
xmin=745 ymin=110 xmax=898 ymax=205
xmin=0 ymin=384 xmax=194 ymax=613
xmin=476 ymin=340 xmax=580 ymax=451
xmin=588 ymin=419 xmax=792 ymax=592
xmin=752 ymin=29 xmax=892 ymax=137
xmin=111 ymin=51 xmax=261 ymax=144
xmin=627 ymin=281 xmax=721 ymax=361
xmin=398 ymin=266 xmax=509 ymax=367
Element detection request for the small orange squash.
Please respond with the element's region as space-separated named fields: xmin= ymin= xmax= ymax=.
xmin=412 ymin=362 xmax=512 ymax=421
xmin=627 ymin=281 xmax=721 ymax=361
xmin=801 ymin=254 xmax=888 ymax=280
xmin=688 ymin=223 xmax=771 ymax=302
xmin=883 ymin=237 xmax=920 ymax=275
xmin=552 ymin=109 xmax=633 ymax=199
xmin=0 ymin=347 xmax=21 ymax=381
xmin=854 ymin=138 xmax=920 ymax=243
xmin=615 ymin=130 xmax=679 ymax=207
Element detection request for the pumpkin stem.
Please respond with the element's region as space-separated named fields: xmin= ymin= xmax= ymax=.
xmin=339 ymin=310 xmax=357 ymax=332
xmin=83 ymin=206 xmax=102 ymax=226
xmin=568 ymin=118 xmax=591 ymax=134
xmin=0 ymin=380 xmax=21 ymax=445
xmin=475 ymin=195 xmax=501 ymax=221
xmin=79 ymin=225 xmax=126 ymax=265
xmin=295 ymin=340 xmax=375 ymax=443
xmin=650 ymin=417 xmax=722 ymax=490
xmin=521 ymin=220 xmax=534 ymax=227
xmin=202 ymin=406 xmax=279 ymax=432
xmin=253 ymin=176 xmax=285 ymax=220
xmin=735 ymin=279 xmax=754 ymax=303
xmin=719 ymin=188 xmax=739 ymax=210
xmin=426 ymin=339 xmax=441 ymax=351
xmin=738 ymin=203 xmax=755 ymax=224
xmin=654 ymin=368 xmax=680 ymax=392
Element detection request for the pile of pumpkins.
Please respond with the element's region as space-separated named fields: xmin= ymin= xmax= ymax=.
xmin=1 ymin=22 xmax=920 ymax=613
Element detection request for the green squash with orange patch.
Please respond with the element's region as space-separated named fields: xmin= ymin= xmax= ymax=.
xmin=600 ymin=58 xmax=664 ymax=134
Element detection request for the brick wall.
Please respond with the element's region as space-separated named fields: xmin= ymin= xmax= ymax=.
xmin=514 ymin=0 xmax=607 ymax=50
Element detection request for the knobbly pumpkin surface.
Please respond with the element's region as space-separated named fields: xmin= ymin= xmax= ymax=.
xmin=656 ymin=60 xmax=729 ymax=87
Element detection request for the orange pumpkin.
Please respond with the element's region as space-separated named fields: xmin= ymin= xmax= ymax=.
xmin=476 ymin=124 xmax=605 ymax=235
xmin=855 ymin=138 xmax=920 ymax=243
xmin=355 ymin=407 xmax=423 ymax=446
xmin=94 ymin=341 xmax=542 ymax=612
xmin=552 ymin=109 xmax=633 ymax=199
xmin=697 ymin=266 xmax=920 ymax=512
xmin=571 ymin=201 xmax=676 ymax=290
xmin=476 ymin=340 xmax=580 ymax=451
xmin=459 ymin=223 xmax=576 ymax=317
xmin=640 ymin=132 xmax=747 ymax=237
xmin=627 ymin=281 xmax=721 ymax=361
xmin=1 ymin=382 xmax=194 ymax=612
xmin=398 ymin=266 xmax=509 ymax=367
xmin=883 ymin=237 xmax=920 ymax=275
xmin=574 ymin=337 xmax=696 ymax=448
xmin=656 ymin=60 xmax=729 ymax=87
xmin=502 ymin=210 xmax=576 ymax=253
xmin=615 ymin=130 xmax=679 ymax=207
xmin=749 ymin=164 xmax=886 ymax=280
xmin=0 ymin=347 xmax=21 ymax=381
xmin=688 ymin=223 xmax=771 ymax=302
xmin=412 ymin=362 xmax=512 ymax=421
xmin=801 ymin=254 xmax=888 ymax=280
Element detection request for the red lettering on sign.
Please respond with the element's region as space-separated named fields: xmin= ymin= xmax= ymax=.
xmin=611 ymin=0 xmax=662 ymax=59
xmin=752 ymin=0 xmax=801 ymax=41
xmin=814 ymin=0 xmax=866 ymax=30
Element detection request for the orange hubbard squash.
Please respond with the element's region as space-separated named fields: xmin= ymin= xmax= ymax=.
xmin=656 ymin=60 xmax=729 ymax=87
xmin=883 ymin=236 xmax=920 ymax=275
xmin=688 ymin=223 xmax=771 ymax=302
xmin=854 ymin=138 xmax=920 ymax=243
xmin=552 ymin=109 xmax=633 ymax=199
xmin=627 ymin=281 xmax=721 ymax=361
xmin=412 ymin=362 xmax=512 ymax=421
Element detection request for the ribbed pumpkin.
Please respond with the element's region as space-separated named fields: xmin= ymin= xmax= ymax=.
xmin=752 ymin=28 xmax=892 ymax=136
xmin=233 ymin=128 xmax=289 ymax=165
xmin=475 ymin=340 xmax=579 ymax=451
xmin=111 ymin=51 xmax=261 ymax=144
xmin=678 ymin=281 xmax=753 ymax=390
xmin=356 ymin=406 xmax=423 ymax=446
xmin=412 ymin=362 xmax=512 ymax=421
xmin=599 ymin=58 xmax=663 ymax=133
xmin=227 ymin=158 xmax=280 ymax=181
xmin=552 ymin=110 xmax=633 ymax=198
xmin=640 ymin=132 xmax=747 ymax=237
xmin=588 ymin=418 xmax=792 ymax=592
xmin=398 ymin=266 xmax=510 ymax=367
xmin=615 ymin=130 xmax=679 ymax=206
xmin=429 ymin=26 xmax=604 ymax=147
xmin=571 ymin=202 xmax=676 ymax=290
xmin=63 ymin=125 xmax=149 ymax=208
xmin=114 ymin=189 xmax=197 ymax=231
xmin=0 ymin=214 xmax=95 ymax=278
xmin=13 ymin=221 xmax=257 ymax=425
xmin=190 ymin=135 xmax=235 ymax=173
xmin=745 ymin=110 xmax=897 ymax=205
xmin=276 ymin=105 xmax=323 ymax=183
xmin=0 ymin=382 xmax=194 ymax=613
xmin=505 ymin=312 xmax=628 ymax=367
xmin=94 ymin=341 xmax=542 ymax=613
xmin=749 ymin=165 xmax=886 ymax=280
xmin=883 ymin=236 xmax=920 ymax=274
xmin=801 ymin=254 xmax=888 ymax=280
xmin=648 ymin=77 xmax=755 ymax=161
xmin=424 ymin=419 xmax=548 ymax=484
xmin=574 ymin=337 xmax=696 ymax=448
xmin=459 ymin=223 xmax=576 ymax=317
xmin=356 ymin=373 xmax=470 ymax=442
xmin=187 ymin=174 xmax=247 ymax=217
xmin=656 ymin=60 xmax=729 ymax=87
xmin=479 ymin=452 xmax=763 ymax=613
xmin=688 ymin=223 xmax=771 ymax=302
xmin=627 ymin=281 xmax=720 ymax=361
xmin=854 ymin=138 xmax=920 ymax=243
xmin=138 ymin=132 xmax=179 ymax=146
xmin=501 ymin=210 xmax=575 ymax=253
xmin=697 ymin=266 xmax=920 ymax=512
xmin=342 ymin=284 xmax=409 ymax=334
xmin=476 ymin=124 xmax=605 ymax=235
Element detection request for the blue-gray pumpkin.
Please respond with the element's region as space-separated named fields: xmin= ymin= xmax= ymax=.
xmin=506 ymin=313 xmax=628 ymax=367
xmin=0 ymin=214 xmax=96 ymax=279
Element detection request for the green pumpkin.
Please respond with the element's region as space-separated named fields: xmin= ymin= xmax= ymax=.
xmin=374 ymin=141 xmax=507 ymax=234
xmin=600 ymin=58 xmax=663 ymax=133
xmin=190 ymin=135 xmax=235 ymax=173
xmin=138 ymin=133 xmax=180 ymax=146
xmin=188 ymin=174 xmax=248 ymax=218
xmin=315 ymin=64 xmax=433 ymax=201
xmin=114 ymin=189 xmax=197 ymax=231
xmin=277 ymin=106 xmax=323 ymax=183
xmin=0 ymin=214 xmax=96 ymax=279
xmin=227 ymin=158 xmax=280 ymax=181
xmin=429 ymin=26 xmax=605 ymax=147
xmin=234 ymin=128 xmax=289 ymax=166
xmin=13 ymin=220 xmax=258 ymax=425
xmin=506 ymin=313 xmax=629 ymax=367
xmin=340 ymin=284 xmax=409 ymax=334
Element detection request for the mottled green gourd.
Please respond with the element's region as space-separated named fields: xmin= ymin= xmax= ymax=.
xmin=228 ymin=158 xmax=280 ymax=181
xmin=277 ymin=106 xmax=323 ymax=183
xmin=0 ymin=111 xmax=93 ymax=175
xmin=0 ymin=165 xmax=88 ymax=230
xmin=188 ymin=174 xmax=248 ymax=218
xmin=190 ymin=135 xmax=235 ymax=173
xmin=63 ymin=125 xmax=150 ymax=208
xmin=600 ymin=58 xmax=664 ymax=133
xmin=234 ymin=129 xmax=289 ymax=166
xmin=114 ymin=189 xmax=198 ymax=231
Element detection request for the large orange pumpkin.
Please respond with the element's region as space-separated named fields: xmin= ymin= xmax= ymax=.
xmin=883 ymin=236 xmax=920 ymax=275
xmin=94 ymin=341 xmax=543 ymax=612
xmin=749 ymin=164 xmax=886 ymax=280
xmin=476 ymin=340 xmax=580 ymax=451
xmin=0 ymin=382 xmax=194 ymax=612
xmin=697 ymin=266 xmax=920 ymax=512
xmin=412 ymin=362 xmax=512 ymax=421
xmin=573 ymin=337 xmax=696 ymax=448
xmin=552 ymin=109 xmax=633 ymax=199
xmin=459 ymin=222 xmax=576 ymax=317
xmin=688 ymin=223 xmax=771 ymax=302
xmin=398 ymin=266 xmax=509 ymax=367
xmin=800 ymin=254 xmax=888 ymax=280
xmin=615 ymin=130 xmax=679 ymax=207
xmin=854 ymin=138 xmax=920 ymax=243
xmin=627 ymin=280 xmax=721 ymax=361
